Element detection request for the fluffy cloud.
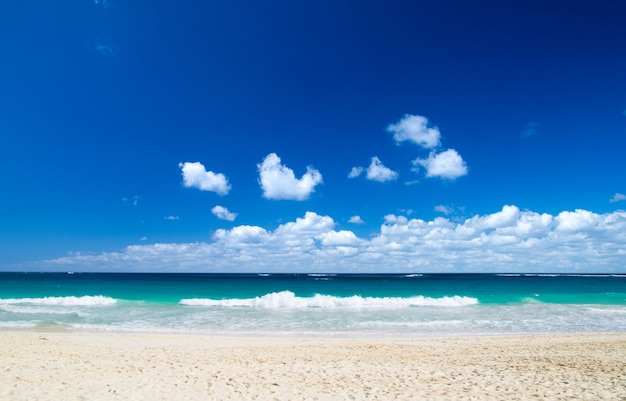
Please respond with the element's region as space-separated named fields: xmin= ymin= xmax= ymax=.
xmin=554 ymin=209 xmax=600 ymax=232
xmin=384 ymin=214 xmax=409 ymax=224
xmin=387 ymin=114 xmax=441 ymax=149
xmin=349 ymin=215 xmax=365 ymax=224
xmin=385 ymin=114 xmax=468 ymax=182
xmin=463 ymin=205 xmax=521 ymax=231
xmin=349 ymin=157 xmax=398 ymax=182
xmin=274 ymin=212 xmax=335 ymax=243
xmin=610 ymin=193 xmax=626 ymax=203
xmin=214 ymin=225 xmax=269 ymax=245
xmin=211 ymin=205 xmax=237 ymax=221
xmin=37 ymin=206 xmax=626 ymax=273
xmin=413 ymin=149 xmax=468 ymax=179
xmin=348 ymin=167 xmax=363 ymax=178
xmin=258 ymin=153 xmax=323 ymax=200
xmin=179 ymin=162 xmax=231 ymax=195
xmin=366 ymin=157 xmax=399 ymax=182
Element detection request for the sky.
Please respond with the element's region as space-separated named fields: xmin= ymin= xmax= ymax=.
xmin=1 ymin=0 xmax=625 ymax=273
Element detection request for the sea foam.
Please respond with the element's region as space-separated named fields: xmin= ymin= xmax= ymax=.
xmin=0 ymin=295 xmax=117 ymax=306
xmin=180 ymin=291 xmax=478 ymax=308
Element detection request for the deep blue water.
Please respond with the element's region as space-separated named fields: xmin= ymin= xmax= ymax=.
xmin=1 ymin=273 xmax=625 ymax=336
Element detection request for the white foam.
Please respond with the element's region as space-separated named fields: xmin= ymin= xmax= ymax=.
xmin=585 ymin=307 xmax=626 ymax=315
xmin=520 ymin=297 xmax=544 ymax=304
xmin=0 ymin=304 xmax=84 ymax=316
xmin=0 ymin=296 xmax=117 ymax=306
xmin=180 ymin=291 xmax=479 ymax=308
xmin=0 ymin=321 xmax=36 ymax=328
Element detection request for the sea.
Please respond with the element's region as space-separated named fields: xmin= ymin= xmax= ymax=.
xmin=1 ymin=273 xmax=625 ymax=337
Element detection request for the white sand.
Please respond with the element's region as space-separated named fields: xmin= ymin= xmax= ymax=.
xmin=2 ymin=331 xmax=625 ymax=400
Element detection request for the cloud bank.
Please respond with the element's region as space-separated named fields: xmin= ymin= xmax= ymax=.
xmin=179 ymin=162 xmax=231 ymax=195
xmin=40 ymin=206 xmax=626 ymax=273
xmin=257 ymin=153 xmax=323 ymax=200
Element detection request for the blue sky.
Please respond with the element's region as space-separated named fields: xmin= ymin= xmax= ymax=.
xmin=1 ymin=0 xmax=625 ymax=272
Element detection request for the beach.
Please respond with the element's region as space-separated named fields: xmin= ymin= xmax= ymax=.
xmin=2 ymin=332 xmax=625 ymax=400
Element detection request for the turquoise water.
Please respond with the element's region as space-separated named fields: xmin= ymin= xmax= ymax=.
xmin=1 ymin=273 xmax=625 ymax=336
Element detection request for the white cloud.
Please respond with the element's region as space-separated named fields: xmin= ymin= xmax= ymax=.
xmin=36 ymin=207 xmax=626 ymax=273
xmin=179 ymin=162 xmax=231 ymax=195
xmin=555 ymin=209 xmax=598 ymax=232
xmin=351 ymin=157 xmax=399 ymax=182
xmin=365 ymin=157 xmax=399 ymax=182
xmin=211 ymin=205 xmax=237 ymax=221
xmin=464 ymin=205 xmax=521 ymax=231
xmin=348 ymin=166 xmax=363 ymax=178
xmin=164 ymin=215 xmax=180 ymax=221
xmin=214 ymin=225 xmax=269 ymax=245
xmin=434 ymin=205 xmax=454 ymax=215
xmin=317 ymin=230 xmax=362 ymax=247
xmin=258 ymin=153 xmax=323 ymax=200
xmin=384 ymin=214 xmax=408 ymax=224
xmin=349 ymin=215 xmax=365 ymax=224
xmin=610 ymin=193 xmax=626 ymax=203
xmin=275 ymin=211 xmax=335 ymax=238
xmin=386 ymin=114 xmax=469 ymax=182
xmin=413 ymin=149 xmax=468 ymax=179
xmin=387 ymin=114 xmax=441 ymax=149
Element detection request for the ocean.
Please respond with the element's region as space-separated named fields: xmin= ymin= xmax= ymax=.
xmin=1 ymin=273 xmax=625 ymax=337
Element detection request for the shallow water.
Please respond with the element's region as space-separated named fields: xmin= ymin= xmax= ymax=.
xmin=1 ymin=273 xmax=624 ymax=336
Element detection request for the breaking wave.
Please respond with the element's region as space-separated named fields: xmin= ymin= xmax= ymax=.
xmin=180 ymin=291 xmax=479 ymax=308
xmin=0 ymin=295 xmax=117 ymax=306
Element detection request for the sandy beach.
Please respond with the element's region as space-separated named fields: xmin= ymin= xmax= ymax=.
xmin=1 ymin=331 xmax=625 ymax=400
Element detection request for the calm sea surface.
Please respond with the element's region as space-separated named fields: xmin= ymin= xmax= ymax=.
xmin=1 ymin=273 xmax=625 ymax=337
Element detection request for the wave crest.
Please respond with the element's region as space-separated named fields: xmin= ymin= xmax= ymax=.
xmin=180 ymin=291 xmax=478 ymax=308
xmin=0 ymin=295 xmax=117 ymax=306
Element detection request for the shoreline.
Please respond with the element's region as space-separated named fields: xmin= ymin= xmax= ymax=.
xmin=6 ymin=323 xmax=626 ymax=339
xmin=3 ymin=331 xmax=625 ymax=400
